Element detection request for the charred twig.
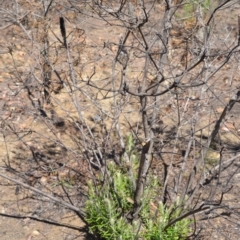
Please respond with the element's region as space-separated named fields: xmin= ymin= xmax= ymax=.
xmin=60 ymin=17 xmax=67 ymax=48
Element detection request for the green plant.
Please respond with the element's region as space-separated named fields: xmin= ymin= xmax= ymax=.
xmin=54 ymin=178 xmax=74 ymax=189
xmin=183 ymin=0 xmax=212 ymax=17
xmin=144 ymin=200 xmax=191 ymax=240
xmin=85 ymin=163 xmax=136 ymax=239
xmin=205 ymin=149 xmax=220 ymax=169
xmin=175 ymin=0 xmax=215 ymax=28
xmin=85 ymin=135 xmax=191 ymax=239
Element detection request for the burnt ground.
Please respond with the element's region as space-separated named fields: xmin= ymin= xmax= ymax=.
xmin=0 ymin=1 xmax=240 ymax=239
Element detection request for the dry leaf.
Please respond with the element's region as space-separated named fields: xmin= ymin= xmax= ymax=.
xmin=126 ymin=197 xmax=134 ymax=204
